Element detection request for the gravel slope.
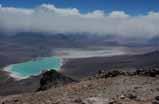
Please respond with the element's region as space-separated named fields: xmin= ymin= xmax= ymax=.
xmin=1 ymin=75 xmax=159 ymax=104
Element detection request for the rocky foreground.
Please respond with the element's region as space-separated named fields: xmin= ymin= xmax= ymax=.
xmin=1 ymin=69 xmax=159 ymax=104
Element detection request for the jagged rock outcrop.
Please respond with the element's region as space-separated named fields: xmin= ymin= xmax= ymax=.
xmin=37 ymin=69 xmax=77 ymax=91
xmin=0 ymin=69 xmax=77 ymax=96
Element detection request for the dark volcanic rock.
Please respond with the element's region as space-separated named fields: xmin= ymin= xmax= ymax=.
xmin=152 ymin=101 xmax=159 ymax=104
xmin=95 ymin=69 xmax=159 ymax=80
xmin=37 ymin=69 xmax=77 ymax=91
xmin=127 ymin=93 xmax=137 ymax=100
xmin=95 ymin=70 xmax=126 ymax=79
xmin=155 ymin=96 xmax=159 ymax=101
xmin=135 ymin=69 xmax=159 ymax=77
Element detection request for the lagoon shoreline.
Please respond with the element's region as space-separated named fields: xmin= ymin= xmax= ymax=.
xmin=3 ymin=66 xmax=27 ymax=80
xmin=2 ymin=56 xmax=63 ymax=80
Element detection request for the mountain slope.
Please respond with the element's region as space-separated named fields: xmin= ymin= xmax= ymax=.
xmin=1 ymin=70 xmax=159 ymax=104
xmin=62 ymin=51 xmax=159 ymax=79
xmin=0 ymin=70 xmax=76 ymax=96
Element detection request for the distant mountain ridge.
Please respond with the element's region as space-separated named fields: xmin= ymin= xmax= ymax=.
xmin=0 ymin=32 xmax=158 ymax=67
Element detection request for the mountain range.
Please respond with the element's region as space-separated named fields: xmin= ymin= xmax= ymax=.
xmin=0 ymin=32 xmax=158 ymax=68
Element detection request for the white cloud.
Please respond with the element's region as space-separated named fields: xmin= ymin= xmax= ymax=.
xmin=36 ymin=4 xmax=80 ymax=16
xmin=0 ymin=4 xmax=159 ymax=38
xmin=109 ymin=11 xmax=129 ymax=18
xmin=85 ymin=10 xmax=105 ymax=18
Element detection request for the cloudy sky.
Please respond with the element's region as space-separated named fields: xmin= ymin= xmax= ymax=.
xmin=1 ymin=0 xmax=159 ymax=15
xmin=0 ymin=0 xmax=159 ymax=38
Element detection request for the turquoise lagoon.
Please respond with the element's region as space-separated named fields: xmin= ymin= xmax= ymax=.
xmin=5 ymin=56 xmax=62 ymax=79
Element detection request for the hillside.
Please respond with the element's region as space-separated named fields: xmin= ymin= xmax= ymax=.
xmin=0 ymin=70 xmax=76 ymax=96
xmin=62 ymin=51 xmax=159 ymax=79
xmin=1 ymin=70 xmax=159 ymax=104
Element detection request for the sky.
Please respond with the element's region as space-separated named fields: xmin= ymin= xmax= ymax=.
xmin=0 ymin=0 xmax=159 ymax=15
xmin=0 ymin=0 xmax=159 ymax=39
